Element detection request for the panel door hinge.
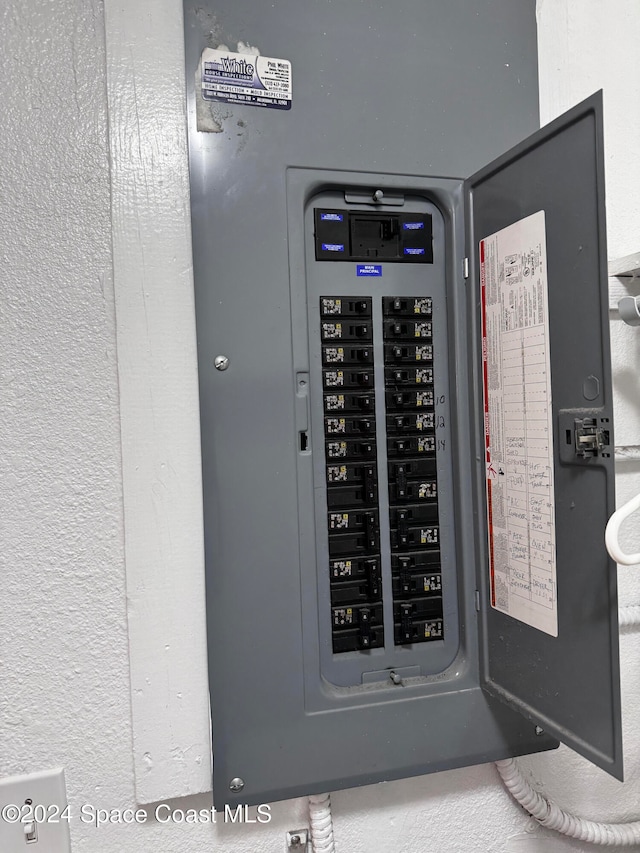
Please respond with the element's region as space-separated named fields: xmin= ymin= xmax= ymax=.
xmin=463 ymin=257 xmax=469 ymax=280
xmin=475 ymin=590 xmax=480 ymax=611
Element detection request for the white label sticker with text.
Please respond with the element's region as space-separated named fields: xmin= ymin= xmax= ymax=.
xmin=201 ymin=48 xmax=291 ymax=111
xmin=480 ymin=210 xmax=557 ymax=636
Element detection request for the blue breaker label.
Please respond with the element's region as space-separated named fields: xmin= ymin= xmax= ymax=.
xmin=357 ymin=264 xmax=382 ymax=276
xmin=201 ymin=48 xmax=292 ymax=111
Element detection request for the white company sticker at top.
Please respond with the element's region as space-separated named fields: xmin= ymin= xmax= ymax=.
xmin=201 ymin=48 xmax=292 ymax=111
xmin=480 ymin=210 xmax=558 ymax=638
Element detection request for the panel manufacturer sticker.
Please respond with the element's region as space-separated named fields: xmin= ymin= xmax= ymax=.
xmin=480 ymin=210 xmax=557 ymax=637
xmin=201 ymin=48 xmax=292 ymax=111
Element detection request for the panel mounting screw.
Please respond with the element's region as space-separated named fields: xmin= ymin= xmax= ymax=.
xmin=373 ymin=189 xmax=384 ymax=202
xmin=535 ymin=725 xmax=544 ymax=736
xmin=229 ymin=777 xmax=244 ymax=792
xmin=215 ymin=355 xmax=230 ymax=371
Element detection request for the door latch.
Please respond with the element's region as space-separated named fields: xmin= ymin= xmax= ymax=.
xmin=574 ymin=418 xmax=609 ymax=458
xmin=572 ymin=417 xmax=610 ymax=458
xmin=558 ymin=411 xmax=611 ymax=463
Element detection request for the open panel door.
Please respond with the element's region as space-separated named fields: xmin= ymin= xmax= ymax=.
xmin=467 ymin=92 xmax=623 ymax=779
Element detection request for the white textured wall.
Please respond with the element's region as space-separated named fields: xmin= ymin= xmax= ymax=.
xmin=2 ymin=0 xmax=640 ymax=851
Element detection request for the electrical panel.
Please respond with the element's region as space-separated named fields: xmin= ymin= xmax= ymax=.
xmin=184 ymin=0 xmax=621 ymax=810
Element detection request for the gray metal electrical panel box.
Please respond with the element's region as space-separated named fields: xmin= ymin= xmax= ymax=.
xmin=184 ymin=1 xmax=621 ymax=807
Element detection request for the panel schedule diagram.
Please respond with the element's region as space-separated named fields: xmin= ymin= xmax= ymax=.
xmin=480 ymin=211 xmax=557 ymax=637
xmin=383 ymin=297 xmax=443 ymax=645
xmin=320 ymin=297 xmax=383 ymax=653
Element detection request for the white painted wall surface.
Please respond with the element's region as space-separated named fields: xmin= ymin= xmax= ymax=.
xmin=2 ymin=0 xmax=640 ymax=851
xmin=102 ymin=0 xmax=211 ymax=805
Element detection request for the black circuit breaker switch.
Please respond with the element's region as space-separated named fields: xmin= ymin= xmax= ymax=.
xmin=320 ymin=297 xmax=372 ymax=317
xmin=387 ymin=367 xmax=434 ymax=386
xmin=328 ymin=509 xmax=380 ymax=532
xmin=383 ymin=296 xmax=433 ymax=317
xmin=324 ymin=417 xmax=375 ymax=436
xmin=387 ymin=344 xmax=434 ymax=364
xmin=325 ymin=439 xmax=376 ymax=459
xmin=329 ymin=530 xmax=381 ymax=556
xmin=391 ymin=552 xmax=441 ymax=577
xmin=332 ymin=603 xmax=383 ymax=628
xmin=387 ymin=390 xmax=435 ymax=409
xmin=390 ymin=459 xmax=437 ymax=478
xmin=398 ymin=556 xmax=412 ymax=595
xmin=322 ymin=347 xmax=373 ymax=366
xmin=390 ymin=525 xmax=439 ymax=550
xmin=391 ymin=504 xmax=439 ymax=526
xmin=327 ymin=486 xmax=378 ymax=509
xmin=363 ymin=466 xmax=377 ymax=503
xmin=396 ymin=509 xmax=409 ymax=547
xmin=329 ymin=556 xmax=381 ymax=585
xmin=364 ymin=511 xmax=379 ymax=550
xmin=393 ymin=571 xmax=442 ymax=597
xmin=367 ymin=561 xmax=382 ymax=599
xmin=323 ymin=370 xmax=375 ymax=389
xmin=358 ymin=607 xmax=372 ymax=649
xmin=384 ymin=320 xmax=433 ymax=340
xmin=324 ymin=393 xmax=374 ymax=413
xmin=388 ymin=435 xmax=436 ymax=456
xmin=321 ymin=321 xmax=371 ymax=342
xmin=394 ymin=464 xmax=409 ymax=499
xmin=389 ymin=477 xmax=437 ymax=503
xmin=388 ymin=412 xmax=435 ymax=433
xmin=399 ymin=603 xmax=413 ymax=644
xmin=394 ymin=597 xmax=443 ymax=622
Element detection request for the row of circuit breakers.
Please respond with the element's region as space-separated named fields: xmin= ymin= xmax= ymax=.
xmin=320 ymin=294 xmax=442 ymax=654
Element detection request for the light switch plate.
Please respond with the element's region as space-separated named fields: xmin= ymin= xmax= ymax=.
xmin=0 ymin=769 xmax=71 ymax=852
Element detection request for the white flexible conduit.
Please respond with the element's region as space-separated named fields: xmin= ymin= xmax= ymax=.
xmin=604 ymin=499 xmax=640 ymax=625
xmin=605 ymin=493 xmax=640 ymax=565
xmin=496 ymin=759 xmax=640 ymax=846
xmin=308 ymin=794 xmax=336 ymax=853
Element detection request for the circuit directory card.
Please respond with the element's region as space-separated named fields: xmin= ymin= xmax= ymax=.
xmin=480 ymin=211 xmax=558 ymax=637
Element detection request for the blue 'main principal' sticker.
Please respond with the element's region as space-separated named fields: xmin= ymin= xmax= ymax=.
xmin=322 ymin=243 xmax=345 ymax=252
xmin=357 ymin=264 xmax=382 ymax=277
xmin=321 ymin=213 xmax=344 ymax=222
xmin=403 ymin=222 xmax=425 ymax=230
xmin=404 ymin=247 xmax=426 ymax=255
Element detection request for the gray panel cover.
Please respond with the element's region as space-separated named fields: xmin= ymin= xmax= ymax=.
xmin=183 ymin=0 xmax=554 ymax=807
xmin=467 ymin=92 xmax=623 ymax=779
